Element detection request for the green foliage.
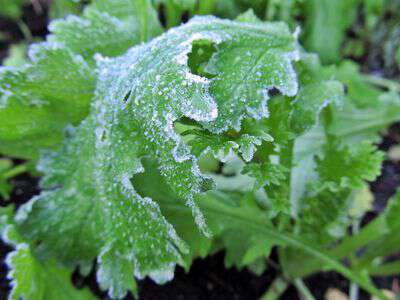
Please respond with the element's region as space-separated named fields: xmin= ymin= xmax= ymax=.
xmin=0 ymin=0 xmax=26 ymax=19
xmin=0 ymin=158 xmax=13 ymax=199
xmin=0 ymin=0 xmax=161 ymax=159
xmin=397 ymin=47 xmax=400 ymax=65
xmin=0 ymin=159 xmax=28 ymax=200
xmin=1 ymin=1 xmax=400 ymax=300
xmin=1 ymin=206 xmax=96 ymax=300
xmin=49 ymin=0 xmax=84 ymax=19
xmin=302 ymin=0 xmax=360 ymax=64
xmin=3 ymin=43 xmax=28 ymax=67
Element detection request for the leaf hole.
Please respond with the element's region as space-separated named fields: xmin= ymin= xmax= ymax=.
xmin=188 ymin=39 xmax=218 ymax=79
xmin=343 ymin=83 xmax=348 ymax=95
xmin=123 ymin=90 xmax=132 ymax=103
xmin=267 ymin=87 xmax=281 ymax=98
xmin=131 ymin=158 xmax=176 ymax=203
xmin=157 ymin=3 xmax=167 ymax=28
xmin=99 ymin=130 xmax=107 ymax=142
xmin=156 ymin=4 xmax=191 ymax=29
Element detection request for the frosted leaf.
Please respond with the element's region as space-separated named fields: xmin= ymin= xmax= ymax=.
xmin=0 ymin=207 xmax=96 ymax=300
xmin=17 ymin=16 xmax=300 ymax=298
xmin=237 ymin=133 xmax=274 ymax=162
xmin=202 ymin=18 xmax=300 ymax=133
xmin=187 ymin=130 xmax=273 ymax=163
xmin=0 ymin=45 xmax=95 ymax=158
xmin=290 ymin=80 xmax=344 ymax=134
xmin=49 ymin=0 xmax=162 ymax=59
xmin=0 ymin=0 xmax=161 ymax=159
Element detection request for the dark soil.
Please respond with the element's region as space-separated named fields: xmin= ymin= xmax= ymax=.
xmin=0 ymin=3 xmax=399 ymax=300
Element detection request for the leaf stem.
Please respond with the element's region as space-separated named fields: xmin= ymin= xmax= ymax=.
xmin=368 ymin=260 xmax=400 ymax=276
xmin=196 ymin=0 xmax=216 ymax=15
xmin=350 ymin=282 xmax=360 ymax=300
xmin=349 ymin=220 xmax=360 ymax=300
xmin=139 ymin=0 xmax=149 ymax=41
xmin=192 ymin=193 xmax=388 ymax=299
xmin=361 ymin=74 xmax=400 ymax=92
xmin=294 ymin=278 xmax=316 ymax=300
xmin=260 ymin=276 xmax=289 ymax=300
xmin=17 ymin=20 xmax=33 ymax=42
xmin=2 ymin=163 xmax=28 ymax=180
xmin=165 ymin=0 xmax=181 ymax=28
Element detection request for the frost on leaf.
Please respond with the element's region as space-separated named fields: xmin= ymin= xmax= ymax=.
xmin=0 ymin=207 xmax=96 ymax=300
xmin=0 ymin=44 xmax=95 ymax=158
xmin=49 ymin=0 xmax=162 ymax=59
xmin=0 ymin=0 xmax=161 ymax=159
xmin=202 ymin=19 xmax=299 ymax=133
xmin=184 ymin=129 xmax=273 ymax=163
xmin=17 ymin=16 xmax=299 ymax=298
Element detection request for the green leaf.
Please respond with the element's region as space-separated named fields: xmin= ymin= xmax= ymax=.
xmin=3 ymin=43 xmax=28 ymax=67
xmin=243 ymin=162 xmax=287 ymax=190
xmin=50 ymin=0 xmax=162 ymax=59
xmin=396 ymin=46 xmax=400 ymax=65
xmin=316 ymin=142 xmax=384 ymax=190
xmin=289 ymin=124 xmax=325 ymax=216
xmin=329 ymin=61 xmax=382 ymax=108
xmin=193 ymin=193 xmax=386 ymax=299
xmin=303 ymin=0 xmax=360 ymax=63
xmin=49 ymin=0 xmax=83 ymax=19
xmin=214 ymin=0 xmax=266 ymax=19
xmin=0 ymin=207 xmax=96 ymax=300
xmin=0 ymin=0 xmax=26 ymax=19
xmin=354 ymin=191 xmax=400 ymax=269
xmin=289 ymin=80 xmax=343 ymax=134
xmin=0 ymin=205 xmax=14 ymax=232
xmin=130 ymin=162 xmax=385 ymax=299
xmin=0 ymin=45 xmax=95 ymax=158
xmin=286 ymin=55 xmax=345 ymax=215
xmin=329 ymin=91 xmax=400 ymax=145
xmin=17 ymin=16 xmax=300 ymax=298
xmin=7 ymin=245 xmax=97 ymax=300
xmin=295 ymin=141 xmax=383 ymax=245
xmin=0 ymin=0 xmax=162 ymax=159
xmin=203 ymin=20 xmax=299 ymax=133
xmin=185 ymin=128 xmax=273 ymax=163
xmin=0 ymin=158 xmax=13 ymax=199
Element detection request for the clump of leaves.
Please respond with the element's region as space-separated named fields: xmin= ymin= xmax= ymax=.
xmin=1 ymin=1 xmax=400 ymax=299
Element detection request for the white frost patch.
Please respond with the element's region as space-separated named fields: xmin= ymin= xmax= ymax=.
xmin=6 ymin=242 xmax=31 ymax=300
xmin=175 ymin=32 xmax=222 ymax=65
xmin=293 ymin=26 xmax=301 ymax=39
xmin=185 ymin=72 xmax=210 ymax=84
xmin=148 ymin=264 xmax=175 ymax=284
xmin=28 ymin=41 xmax=64 ymax=62
xmin=15 ymin=196 xmax=40 ymax=223
xmin=186 ymin=197 xmax=212 ymax=238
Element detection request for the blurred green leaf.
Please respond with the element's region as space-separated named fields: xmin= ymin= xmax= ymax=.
xmin=303 ymin=0 xmax=360 ymax=63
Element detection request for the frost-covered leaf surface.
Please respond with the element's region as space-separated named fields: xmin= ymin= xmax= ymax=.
xmin=0 ymin=207 xmax=96 ymax=300
xmin=0 ymin=0 xmax=161 ymax=159
xmin=49 ymin=0 xmax=162 ymax=59
xmin=0 ymin=44 xmax=95 ymax=158
xmin=2 ymin=2 xmax=400 ymax=299
xmin=16 ymin=15 xmax=300 ymax=298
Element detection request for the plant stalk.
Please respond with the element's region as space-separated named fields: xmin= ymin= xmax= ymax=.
xmin=260 ymin=276 xmax=289 ymax=300
xmin=294 ymin=278 xmax=316 ymax=300
xmin=2 ymin=163 xmax=28 ymax=180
